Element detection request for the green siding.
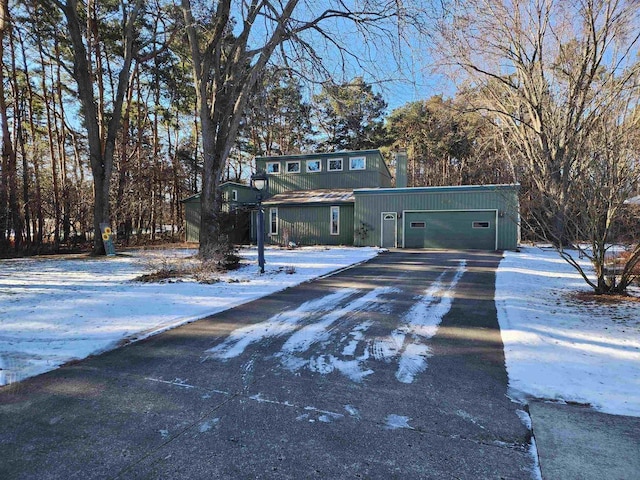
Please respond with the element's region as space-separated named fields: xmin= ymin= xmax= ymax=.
xmin=256 ymin=150 xmax=392 ymax=195
xmin=268 ymin=205 xmax=354 ymax=246
xmin=354 ymin=185 xmax=519 ymax=250
xmin=220 ymin=183 xmax=258 ymax=212
xmin=184 ymin=198 xmax=200 ymax=242
xmin=181 ymin=182 xmax=256 ymax=243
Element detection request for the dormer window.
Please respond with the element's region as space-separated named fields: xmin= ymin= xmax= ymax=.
xmin=231 ymin=189 xmax=238 ymax=201
xmin=286 ymin=161 xmax=301 ymax=173
xmin=328 ymin=158 xmax=343 ymax=171
xmin=350 ymin=156 xmax=366 ymax=170
xmin=266 ymin=162 xmax=280 ymax=174
xmin=306 ymin=159 xmax=321 ymax=172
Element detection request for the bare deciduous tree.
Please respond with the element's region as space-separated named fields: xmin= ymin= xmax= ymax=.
xmin=435 ymin=0 xmax=640 ymax=294
xmin=179 ymin=0 xmax=416 ymax=257
xmin=52 ymin=0 xmax=143 ymax=255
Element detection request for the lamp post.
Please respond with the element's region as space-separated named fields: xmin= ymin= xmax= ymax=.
xmin=251 ymin=171 xmax=269 ymax=273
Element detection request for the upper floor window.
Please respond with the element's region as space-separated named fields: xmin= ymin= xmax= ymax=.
xmin=328 ymin=158 xmax=343 ymax=171
xmin=266 ymin=162 xmax=280 ymax=174
xmin=231 ymin=190 xmax=238 ymax=201
xmin=306 ymin=159 xmax=321 ymax=173
xmin=349 ymin=156 xmax=366 ymax=170
xmin=286 ymin=161 xmax=301 ymax=173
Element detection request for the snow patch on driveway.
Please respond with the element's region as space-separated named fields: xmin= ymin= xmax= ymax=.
xmin=204 ymin=262 xmax=468 ymax=385
xmin=204 ymin=289 xmax=356 ymax=360
xmin=277 ymin=286 xmax=397 ymax=381
xmin=393 ymin=260 xmax=466 ymax=383
xmin=385 ymin=414 xmax=414 ymax=430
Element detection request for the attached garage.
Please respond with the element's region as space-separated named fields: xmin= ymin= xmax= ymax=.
xmin=404 ymin=210 xmax=497 ymax=249
xmin=354 ymin=184 xmax=520 ymax=251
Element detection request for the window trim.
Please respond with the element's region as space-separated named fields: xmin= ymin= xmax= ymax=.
xmin=269 ymin=207 xmax=278 ymax=235
xmin=328 ymin=158 xmax=343 ymax=172
xmin=330 ymin=206 xmax=340 ymax=236
xmin=231 ymin=189 xmax=238 ymax=201
xmin=286 ymin=161 xmax=301 ymax=174
xmin=349 ymin=156 xmax=366 ymax=171
xmin=306 ymin=159 xmax=322 ymax=173
xmin=266 ymin=162 xmax=280 ymax=174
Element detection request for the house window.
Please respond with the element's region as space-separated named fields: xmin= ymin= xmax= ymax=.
xmin=349 ymin=156 xmax=366 ymax=170
xmin=306 ymin=159 xmax=321 ymax=172
xmin=410 ymin=221 xmax=426 ymax=228
xmin=330 ymin=206 xmax=340 ymax=235
xmin=266 ymin=162 xmax=280 ymax=174
xmin=473 ymin=221 xmax=490 ymax=229
xmin=328 ymin=158 xmax=343 ymax=171
xmin=286 ymin=161 xmax=300 ymax=173
xmin=269 ymin=208 xmax=278 ymax=235
xmin=231 ymin=190 xmax=238 ymax=201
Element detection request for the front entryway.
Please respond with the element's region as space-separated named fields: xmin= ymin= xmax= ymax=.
xmin=381 ymin=212 xmax=397 ymax=248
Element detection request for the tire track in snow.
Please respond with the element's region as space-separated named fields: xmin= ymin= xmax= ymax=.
xmin=203 ymin=289 xmax=357 ymax=360
xmin=393 ymin=260 xmax=467 ymax=383
xmin=277 ymin=286 xmax=399 ymax=382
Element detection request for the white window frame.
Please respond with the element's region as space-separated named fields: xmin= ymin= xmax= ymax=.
xmin=231 ymin=190 xmax=238 ymax=201
xmin=269 ymin=208 xmax=278 ymax=235
xmin=286 ymin=161 xmax=301 ymax=173
xmin=266 ymin=162 xmax=280 ymax=174
xmin=306 ymin=159 xmax=322 ymax=173
xmin=328 ymin=158 xmax=343 ymax=171
xmin=330 ymin=206 xmax=340 ymax=236
xmin=349 ymin=156 xmax=366 ymax=170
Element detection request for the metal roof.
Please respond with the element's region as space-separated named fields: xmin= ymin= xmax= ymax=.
xmin=354 ymin=183 xmax=521 ymax=195
xmin=263 ymin=189 xmax=355 ymax=206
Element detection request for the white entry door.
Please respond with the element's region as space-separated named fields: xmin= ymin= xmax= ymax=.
xmin=381 ymin=212 xmax=397 ymax=248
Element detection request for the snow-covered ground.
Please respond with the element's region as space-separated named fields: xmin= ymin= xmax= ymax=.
xmin=1 ymin=245 xmax=639 ymax=420
xmin=0 ymin=246 xmax=379 ymax=386
xmin=496 ymin=246 xmax=640 ymax=417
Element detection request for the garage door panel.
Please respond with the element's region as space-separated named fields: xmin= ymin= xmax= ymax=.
xmin=405 ymin=211 xmax=496 ymax=250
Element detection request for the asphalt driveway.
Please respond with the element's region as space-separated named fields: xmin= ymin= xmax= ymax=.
xmin=0 ymin=251 xmax=535 ymax=479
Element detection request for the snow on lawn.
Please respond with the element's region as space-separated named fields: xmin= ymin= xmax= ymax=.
xmin=496 ymin=246 xmax=640 ymax=417
xmin=0 ymin=246 xmax=380 ymax=386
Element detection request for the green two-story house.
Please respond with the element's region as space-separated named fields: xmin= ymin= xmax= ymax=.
xmin=183 ymin=149 xmax=521 ymax=250
xmin=256 ymin=150 xmax=391 ymax=246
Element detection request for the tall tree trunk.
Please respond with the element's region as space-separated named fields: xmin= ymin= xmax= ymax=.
xmin=18 ymin=23 xmax=44 ymax=246
xmin=0 ymin=0 xmax=19 ymax=253
xmin=38 ymin=41 xmax=62 ymax=248
xmin=56 ymin=0 xmax=142 ymax=254
xmin=181 ymin=0 xmax=299 ymax=257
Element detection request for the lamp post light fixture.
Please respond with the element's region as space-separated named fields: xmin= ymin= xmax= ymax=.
xmin=251 ymin=171 xmax=269 ymax=273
